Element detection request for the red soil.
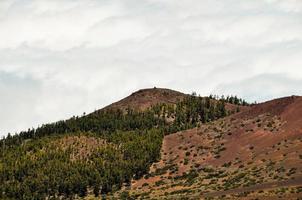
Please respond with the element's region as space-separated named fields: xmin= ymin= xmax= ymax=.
xmin=104 ymin=88 xmax=186 ymax=111
xmin=131 ymin=96 xmax=302 ymax=198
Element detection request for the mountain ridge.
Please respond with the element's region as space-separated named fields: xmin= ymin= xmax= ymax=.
xmin=0 ymin=88 xmax=302 ymax=200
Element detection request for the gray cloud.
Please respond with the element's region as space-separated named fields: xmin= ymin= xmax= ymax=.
xmin=212 ymin=73 xmax=302 ymax=102
xmin=0 ymin=0 xmax=302 ymax=136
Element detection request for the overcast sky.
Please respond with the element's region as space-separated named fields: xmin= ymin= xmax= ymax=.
xmin=0 ymin=0 xmax=302 ymax=137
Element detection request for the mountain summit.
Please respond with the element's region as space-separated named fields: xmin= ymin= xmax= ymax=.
xmin=104 ymin=87 xmax=186 ymax=111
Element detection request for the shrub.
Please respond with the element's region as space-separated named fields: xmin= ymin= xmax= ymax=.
xmin=142 ymin=183 xmax=149 ymax=187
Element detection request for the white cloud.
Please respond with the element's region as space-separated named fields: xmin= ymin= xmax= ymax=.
xmin=212 ymin=73 xmax=302 ymax=102
xmin=0 ymin=0 xmax=301 ymax=136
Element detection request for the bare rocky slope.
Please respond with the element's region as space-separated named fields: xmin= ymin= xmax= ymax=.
xmin=113 ymin=95 xmax=302 ymax=199
xmin=104 ymin=88 xmax=186 ymax=111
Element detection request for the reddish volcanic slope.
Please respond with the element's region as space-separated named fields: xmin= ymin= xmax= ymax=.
xmin=104 ymin=88 xmax=186 ymax=111
xmin=129 ymin=96 xmax=302 ymax=199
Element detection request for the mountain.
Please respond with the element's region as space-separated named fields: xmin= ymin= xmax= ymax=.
xmin=0 ymin=89 xmax=301 ymax=200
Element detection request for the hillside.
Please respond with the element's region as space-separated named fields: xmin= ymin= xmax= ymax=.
xmin=127 ymin=96 xmax=302 ymax=199
xmin=0 ymin=89 xmax=301 ymax=199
